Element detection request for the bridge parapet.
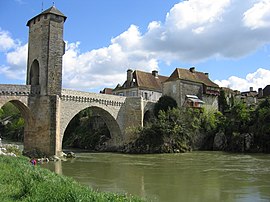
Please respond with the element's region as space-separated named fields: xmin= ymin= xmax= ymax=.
xmin=61 ymin=89 xmax=126 ymax=107
xmin=0 ymin=84 xmax=31 ymax=95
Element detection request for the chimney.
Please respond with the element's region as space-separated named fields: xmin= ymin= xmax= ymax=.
xmin=127 ymin=69 xmax=133 ymax=83
xmin=205 ymin=72 xmax=209 ymax=77
xmin=258 ymin=88 xmax=263 ymax=98
xmin=250 ymin=87 xmax=253 ymax=92
xmin=189 ymin=67 xmax=195 ymax=73
xmin=152 ymin=70 xmax=158 ymax=78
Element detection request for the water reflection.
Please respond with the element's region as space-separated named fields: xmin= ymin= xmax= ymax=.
xmin=41 ymin=152 xmax=270 ymax=202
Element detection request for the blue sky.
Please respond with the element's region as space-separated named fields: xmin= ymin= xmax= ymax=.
xmin=0 ymin=0 xmax=270 ymax=92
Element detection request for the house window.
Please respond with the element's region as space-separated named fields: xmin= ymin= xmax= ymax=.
xmin=132 ymin=91 xmax=136 ymax=97
xmin=118 ymin=93 xmax=124 ymax=96
xmin=144 ymin=92 xmax=148 ymax=100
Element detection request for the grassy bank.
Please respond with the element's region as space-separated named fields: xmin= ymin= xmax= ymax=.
xmin=0 ymin=156 xmax=144 ymax=202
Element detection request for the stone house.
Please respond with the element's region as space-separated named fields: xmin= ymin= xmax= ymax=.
xmin=162 ymin=67 xmax=220 ymax=110
xmin=113 ymin=69 xmax=168 ymax=102
xmin=100 ymin=88 xmax=113 ymax=94
xmin=235 ymin=87 xmax=258 ymax=106
xmin=262 ymin=85 xmax=270 ymax=97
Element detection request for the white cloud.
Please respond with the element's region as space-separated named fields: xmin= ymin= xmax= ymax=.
xmin=1 ymin=0 xmax=270 ymax=91
xmin=0 ymin=29 xmax=17 ymax=51
xmin=62 ymin=30 xmax=157 ymax=90
xmin=215 ymin=68 xmax=270 ymax=92
xmin=243 ymin=0 xmax=270 ymax=29
xmin=0 ymin=43 xmax=27 ymax=80
xmin=142 ymin=0 xmax=270 ymax=61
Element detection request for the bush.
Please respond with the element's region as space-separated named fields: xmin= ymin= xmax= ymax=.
xmin=154 ymin=95 xmax=177 ymax=117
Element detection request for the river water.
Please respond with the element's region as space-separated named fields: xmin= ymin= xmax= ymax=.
xmin=41 ymin=151 xmax=270 ymax=202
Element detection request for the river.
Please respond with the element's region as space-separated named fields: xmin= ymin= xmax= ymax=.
xmin=41 ymin=151 xmax=270 ymax=202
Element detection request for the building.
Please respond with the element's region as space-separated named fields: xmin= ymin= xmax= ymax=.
xmin=263 ymin=85 xmax=270 ymax=97
xmin=100 ymin=88 xmax=113 ymax=94
xmin=183 ymin=95 xmax=204 ymax=108
xmin=234 ymin=87 xmax=258 ymax=106
xmin=113 ymin=69 xmax=168 ymax=102
xmin=163 ymin=67 xmax=220 ymax=110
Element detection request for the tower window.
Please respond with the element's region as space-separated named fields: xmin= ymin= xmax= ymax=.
xmin=30 ymin=60 xmax=40 ymax=86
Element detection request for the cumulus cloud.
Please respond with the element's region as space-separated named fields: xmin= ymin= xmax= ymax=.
xmin=0 ymin=29 xmax=17 ymax=51
xmin=243 ymin=0 xmax=270 ymax=29
xmin=62 ymin=25 xmax=158 ymax=90
xmin=0 ymin=43 xmax=27 ymax=80
xmin=142 ymin=0 xmax=270 ymax=61
xmin=1 ymin=0 xmax=270 ymax=91
xmin=215 ymin=68 xmax=270 ymax=92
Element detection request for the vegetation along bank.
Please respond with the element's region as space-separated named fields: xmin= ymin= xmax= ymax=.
xmin=0 ymin=155 xmax=144 ymax=202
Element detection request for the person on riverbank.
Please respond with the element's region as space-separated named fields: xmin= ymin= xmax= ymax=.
xmin=30 ymin=158 xmax=37 ymax=166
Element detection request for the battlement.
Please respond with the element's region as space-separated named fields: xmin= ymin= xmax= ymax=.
xmin=61 ymin=89 xmax=126 ymax=107
xmin=0 ymin=84 xmax=31 ymax=95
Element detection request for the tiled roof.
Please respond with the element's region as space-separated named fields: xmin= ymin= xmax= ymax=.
xmin=166 ymin=68 xmax=219 ymax=88
xmin=114 ymin=70 xmax=168 ymax=92
xmin=27 ymin=6 xmax=67 ymax=26
xmin=134 ymin=70 xmax=168 ymax=91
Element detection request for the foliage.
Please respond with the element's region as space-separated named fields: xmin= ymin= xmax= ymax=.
xmin=0 ymin=155 xmax=144 ymax=202
xmin=154 ymin=95 xmax=177 ymax=117
xmin=201 ymin=110 xmax=221 ymax=133
xmin=225 ymin=102 xmax=253 ymax=134
xmin=0 ymin=102 xmax=24 ymax=141
xmin=130 ymin=107 xmax=201 ymax=153
xmin=251 ymin=99 xmax=270 ymax=152
xmin=218 ymin=89 xmax=229 ymax=113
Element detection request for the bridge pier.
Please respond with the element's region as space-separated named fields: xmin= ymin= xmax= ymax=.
xmin=24 ymin=95 xmax=62 ymax=156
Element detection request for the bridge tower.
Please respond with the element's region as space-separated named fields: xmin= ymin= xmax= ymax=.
xmin=24 ymin=6 xmax=66 ymax=156
xmin=26 ymin=6 xmax=66 ymax=95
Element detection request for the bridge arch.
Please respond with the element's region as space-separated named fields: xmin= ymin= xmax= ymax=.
xmin=60 ymin=104 xmax=123 ymax=150
xmin=0 ymin=99 xmax=34 ymax=144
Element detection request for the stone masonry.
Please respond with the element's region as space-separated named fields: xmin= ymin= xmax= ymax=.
xmin=0 ymin=6 xmax=147 ymax=156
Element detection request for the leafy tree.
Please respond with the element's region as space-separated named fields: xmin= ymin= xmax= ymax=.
xmin=0 ymin=103 xmax=24 ymax=141
xmin=132 ymin=107 xmax=200 ymax=153
xmin=154 ymin=95 xmax=177 ymax=117
xmin=226 ymin=102 xmax=253 ymax=134
xmin=251 ymin=98 xmax=270 ymax=152
xmin=218 ymin=89 xmax=229 ymax=113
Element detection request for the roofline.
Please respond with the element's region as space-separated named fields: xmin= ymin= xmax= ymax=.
xmin=27 ymin=6 xmax=67 ymax=26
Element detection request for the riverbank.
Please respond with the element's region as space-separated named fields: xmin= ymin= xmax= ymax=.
xmin=0 ymin=155 xmax=144 ymax=202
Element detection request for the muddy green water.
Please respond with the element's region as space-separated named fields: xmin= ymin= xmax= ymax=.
xmin=41 ymin=152 xmax=270 ymax=202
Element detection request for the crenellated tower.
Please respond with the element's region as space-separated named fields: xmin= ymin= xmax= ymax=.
xmin=26 ymin=6 xmax=66 ymax=95
xmin=24 ymin=6 xmax=66 ymax=156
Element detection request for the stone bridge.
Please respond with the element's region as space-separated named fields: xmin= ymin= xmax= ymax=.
xmin=0 ymin=84 xmax=154 ymax=156
xmin=0 ymin=6 xmax=155 ymax=156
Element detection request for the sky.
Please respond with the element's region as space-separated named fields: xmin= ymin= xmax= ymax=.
xmin=0 ymin=0 xmax=270 ymax=93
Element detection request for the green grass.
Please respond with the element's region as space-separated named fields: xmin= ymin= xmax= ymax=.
xmin=0 ymin=155 xmax=144 ymax=202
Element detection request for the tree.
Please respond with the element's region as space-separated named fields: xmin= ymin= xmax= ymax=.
xmin=154 ymin=95 xmax=177 ymax=117
xmin=218 ymin=89 xmax=229 ymax=113
xmin=0 ymin=102 xmax=24 ymax=141
xmin=251 ymin=98 xmax=270 ymax=152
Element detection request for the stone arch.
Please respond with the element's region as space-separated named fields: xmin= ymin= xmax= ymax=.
xmin=29 ymin=60 xmax=40 ymax=85
xmin=1 ymin=100 xmax=34 ymax=143
xmin=143 ymin=101 xmax=155 ymax=126
xmin=143 ymin=110 xmax=154 ymax=126
xmin=61 ymin=105 xmax=122 ymax=149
